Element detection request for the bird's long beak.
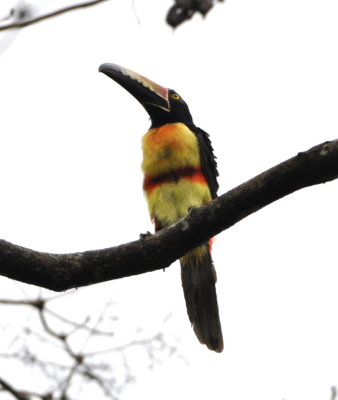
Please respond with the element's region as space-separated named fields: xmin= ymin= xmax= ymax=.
xmin=99 ymin=63 xmax=170 ymax=112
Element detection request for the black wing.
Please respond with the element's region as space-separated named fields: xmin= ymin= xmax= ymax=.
xmin=188 ymin=124 xmax=219 ymax=199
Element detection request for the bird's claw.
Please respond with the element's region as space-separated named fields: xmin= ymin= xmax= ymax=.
xmin=188 ymin=205 xmax=197 ymax=215
xmin=140 ymin=231 xmax=152 ymax=240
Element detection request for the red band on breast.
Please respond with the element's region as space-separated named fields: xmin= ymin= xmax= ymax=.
xmin=144 ymin=167 xmax=207 ymax=192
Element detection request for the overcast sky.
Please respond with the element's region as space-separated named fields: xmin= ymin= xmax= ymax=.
xmin=1 ymin=1 xmax=338 ymax=399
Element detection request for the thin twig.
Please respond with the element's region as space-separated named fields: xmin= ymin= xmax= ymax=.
xmin=0 ymin=297 xmax=113 ymax=335
xmin=37 ymin=307 xmax=80 ymax=361
xmin=59 ymin=358 xmax=83 ymax=399
xmin=79 ymin=294 xmax=116 ymax=354
xmin=131 ymin=0 xmax=141 ymax=24
xmin=0 ymin=294 xmax=177 ymax=399
xmin=45 ymin=307 xmax=114 ymax=336
xmin=84 ymin=332 xmax=173 ymax=357
xmin=0 ymin=298 xmax=38 ymax=305
xmin=0 ymin=0 xmax=110 ymax=31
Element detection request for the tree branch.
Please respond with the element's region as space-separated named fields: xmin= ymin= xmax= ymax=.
xmin=0 ymin=377 xmax=29 ymax=400
xmin=0 ymin=139 xmax=337 ymax=291
xmin=0 ymin=292 xmax=177 ymax=399
xmin=0 ymin=0 xmax=110 ymax=31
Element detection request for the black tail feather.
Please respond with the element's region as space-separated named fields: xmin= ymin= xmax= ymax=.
xmin=180 ymin=246 xmax=223 ymax=352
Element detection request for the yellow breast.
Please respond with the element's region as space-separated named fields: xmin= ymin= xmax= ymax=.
xmin=145 ymin=179 xmax=212 ymax=226
xmin=141 ymin=122 xmax=201 ymax=177
xmin=141 ymin=122 xmax=212 ymax=228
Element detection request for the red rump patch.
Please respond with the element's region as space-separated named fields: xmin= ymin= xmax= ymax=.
xmin=144 ymin=167 xmax=207 ymax=192
xmin=153 ymin=216 xmax=164 ymax=232
xmin=209 ymin=237 xmax=215 ymax=252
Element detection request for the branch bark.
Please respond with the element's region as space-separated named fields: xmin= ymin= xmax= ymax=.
xmin=0 ymin=0 xmax=110 ymax=31
xmin=0 ymin=139 xmax=337 ymax=291
xmin=0 ymin=377 xmax=29 ymax=400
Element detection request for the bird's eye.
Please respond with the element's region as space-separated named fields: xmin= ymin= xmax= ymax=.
xmin=171 ymin=93 xmax=180 ymax=100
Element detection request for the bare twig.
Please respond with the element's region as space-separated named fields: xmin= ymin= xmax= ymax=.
xmin=0 ymin=0 xmax=110 ymax=31
xmin=0 ymin=292 xmax=177 ymax=400
xmin=0 ymin=298 xmax=40 ymax=306
xmin=59 ymin=357 xmax=83 ymax=399
xmin=0 ymin=8 xmax=15 ymax=23
xmin=44 ymin=308 xmax=114 ymax=336
xmin=0 ymin=297 xmax=114 ymax=336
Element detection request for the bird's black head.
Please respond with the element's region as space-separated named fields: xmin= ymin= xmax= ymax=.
xmin=99 ymin=63 xmax=193 ymax=128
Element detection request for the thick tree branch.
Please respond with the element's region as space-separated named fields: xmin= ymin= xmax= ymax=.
xmin=0 ymin=0 xmax=110 ymax=31
xmin=0 ymin=139 xmax=337 ymax=291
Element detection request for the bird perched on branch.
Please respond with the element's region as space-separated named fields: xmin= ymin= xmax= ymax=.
xmin=99 ymin=63 xmax=223 ymax=352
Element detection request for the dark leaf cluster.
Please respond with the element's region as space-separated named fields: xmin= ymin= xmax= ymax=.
xmin=167 ymin=0 xmax=223 ymax=27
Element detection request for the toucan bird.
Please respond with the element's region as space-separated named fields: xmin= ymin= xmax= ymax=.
xmin=99 ymin=63 xmax=223 ymax=353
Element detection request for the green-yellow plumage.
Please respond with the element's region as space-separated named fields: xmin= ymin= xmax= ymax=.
xmin=142 ymin=123 xmax=212 ymax=227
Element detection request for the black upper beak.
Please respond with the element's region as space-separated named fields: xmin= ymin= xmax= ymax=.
xmin=99 ymin=63 xmax=170 ymax=112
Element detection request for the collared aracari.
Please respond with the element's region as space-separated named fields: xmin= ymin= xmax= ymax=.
xmin=99 ymin=63 xmax=223 ymax=353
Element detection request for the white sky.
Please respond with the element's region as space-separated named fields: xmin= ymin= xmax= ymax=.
xmin=1 ymin=0 xmax=338 ymax=399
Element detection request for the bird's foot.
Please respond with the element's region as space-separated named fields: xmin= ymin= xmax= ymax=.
xmin=140 ymin=231 xmax=152 ymax=240
xmin=188 ymin=205 xmax=197 ymax=215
